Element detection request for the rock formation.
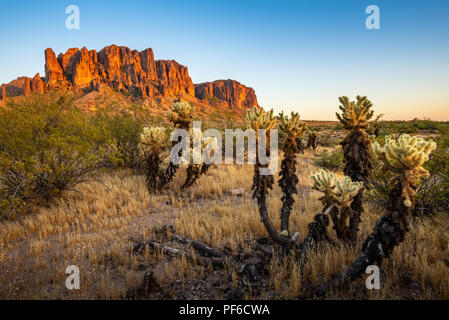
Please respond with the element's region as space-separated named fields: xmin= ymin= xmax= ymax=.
xmin=1 ymin=45 xmax=259 ymax=112
xmin=45 ymin=48 xmax=65 ymax=86
xmin=0 ymin=86 xmax=6 ymax=100
xmin=44 ymin=45 xmax=196 ymax=100
xmin=0 ymin=74 xmax=44 ymax=99
xmin=195 ymin=79 xmax=258 ymax=110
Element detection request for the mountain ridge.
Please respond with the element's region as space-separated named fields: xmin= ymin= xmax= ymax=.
xmin=0 ymin=45 xmax=259 ymax=114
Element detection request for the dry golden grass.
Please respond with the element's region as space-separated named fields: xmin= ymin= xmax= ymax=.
xmin=0 ymin=147 xmax=448 ymax=299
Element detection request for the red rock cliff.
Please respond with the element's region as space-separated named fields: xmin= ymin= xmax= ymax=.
xmin=195 ymin=79 xmax=259 ymax=110
xmin=1 ymin=45 xmax=259 ymax=113
xmin=44 ymin=45 xmax=195 ymax=99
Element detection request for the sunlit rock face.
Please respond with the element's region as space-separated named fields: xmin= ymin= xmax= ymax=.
xmin=1 ymin=44 xmax=259 ymax=113
xmin=195 ymin=79 xmax=259 ymax=111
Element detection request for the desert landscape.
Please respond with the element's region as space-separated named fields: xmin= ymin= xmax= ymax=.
xmin=0 ymin=46 xmax=448 ymax=299
xmin=1 ymin=1 xmax=448 ymax=305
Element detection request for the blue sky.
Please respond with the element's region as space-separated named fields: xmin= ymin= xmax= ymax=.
xmin=1 ymin=0 xmax=448 ymax=120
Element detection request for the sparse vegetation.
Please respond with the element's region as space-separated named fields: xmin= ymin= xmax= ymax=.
xmin=0 ymin=93 xmax=448 ymax=301
xmin=0 ymin=93 xmax=118 ymax=220
xmin=314 ymin=149 xmax=344 ymax=171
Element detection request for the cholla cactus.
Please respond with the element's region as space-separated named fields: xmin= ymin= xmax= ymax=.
xmin=245 ymin=107 xmax=277 ymax=133
xmin=278 ymin=112 xmax=307 ymax=143
xmin=278 ymin=112 xmax=307 ymax=236
xmin=167 ymin=101 xmax=195 ymax=129
xmin=248 ymin=107 xmax=298 ymax=250
xmin=311 ymin=169 xmax=363 ymax=240
xmin=369 ymin=113 xmax=384 ymax=137
xmin=182 ymin=129 xmax=218 ymax=189
xmin=321 ymin=134 xmax=437 ymax=288
xmin=311 ymin=170 xmax=363 ymax=208
xmin=140 ymin=127 xmax=166 ymax=153
xmin=159 ymin=102 xmax=195 ymax=189
xmin=306 ymin=131 xmax=319 ymax=150
xmin=336 ymin=95 xmax=374 ymax=241
xmin=140 ymin=127 xmax=168 ymax=193
xmin=311 ymin=169 xmax=337 ymax=205
xmin=336 ymin=96 xmax=374 ymax=130
xmin=373 ymin=134 xmax=436 ymax=207
xmin=334 ymin=176 xmax=364 ymax=208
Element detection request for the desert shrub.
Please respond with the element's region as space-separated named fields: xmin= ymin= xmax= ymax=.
xmin=0 ymin=93 xmax=118 ymax=220
xmin=318 ymin=134 xmax=339 ymax=147
xmin=314 ymin=149 xmax=343 ymax=171
xmin=93 ymin=108 xmax=145 ymax=172
xmin=368 ymin=133 xmax=449 ymax=215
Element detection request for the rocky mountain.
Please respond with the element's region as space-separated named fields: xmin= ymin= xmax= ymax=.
xmin=195 ymin=80 xmax=258 ymax=112
xmin=1 ymin=45 xmax=259 ymax=112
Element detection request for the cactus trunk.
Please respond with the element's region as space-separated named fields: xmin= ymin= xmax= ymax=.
xmin=341 ymin=128 xmax=372 ymax=241
xmin=279 ymin=139 xmax=299 ymax=235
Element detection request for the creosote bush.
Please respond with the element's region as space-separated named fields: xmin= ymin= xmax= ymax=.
xmin=314 ymin=149 xmax=343 ymax=171
xmin=0 ymin=93 xmax=118 ymax=220
xmin=93 ymin=107 xmax=145 ymax=172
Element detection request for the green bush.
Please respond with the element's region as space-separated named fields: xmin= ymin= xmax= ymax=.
xmin=0 ymin=93 xmax=118 ymax=220
xmin=318 ymin=134 xmax=339 ymax=147
xmin=314 ymin=148 xmax=343 ymax=171
xmin=93 ymin=107 xmax=145 ymax=172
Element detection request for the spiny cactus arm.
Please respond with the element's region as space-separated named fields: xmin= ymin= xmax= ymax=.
xmin=182 ymin=136 xmax=217 ymax=189
xmin=311 ymin=170 xmax=363 ymax=240
xmin=167 ymin=101 xmax=195 ymax=128
xmin=311 ymin=135 xmax=437 ymax=296
xmin=141 ymin=127 xmax=168 ymax=193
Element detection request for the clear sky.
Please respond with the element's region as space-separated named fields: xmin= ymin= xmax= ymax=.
xmin=1 ymin=0 xmax=448 ymax=120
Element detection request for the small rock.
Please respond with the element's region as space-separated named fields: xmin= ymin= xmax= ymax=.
xmin=230 ymin=188 xmax=244 ymax=196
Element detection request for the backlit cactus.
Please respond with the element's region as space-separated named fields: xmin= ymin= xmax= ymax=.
xmin=140 ymin=127 xmax=168 ymax=193
xmin=336 ymin=96 xmax=374 ymax=130
xmin=167 ymin=101 xmax=195 ymax=128
xmin=140 ymin=127 xmax=166 ymax=153
xmin=278 ymin=112 xmax=307 ymax=142
xmin=306 ymin=130 xmax=319 ymax=150
xmin=373 ymin=135 xmax=435 ymax=177
xmin=334 ymin=176 xmax=364 ymax=208
xmin=373 ymin=134 xmax=436 ymax=207
xmin=159 ymin=102 xmax=195 ymax=189
xmin=245 ymin=107 xmax=277 ymax=133
xmin=311 ymin=169 xmax=363 ymax=240
xmin=248 ymin=107 xmax=296 ymax=249
xmin=278 ymin=112 xmax=307 ymax=236
xmin=323 ymin=134 xmax=438 ymax=290
xmin=336 ymin=95 xmax=374 ymax=241
xmin=182 ymin=129 xmax=218 ymax=189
